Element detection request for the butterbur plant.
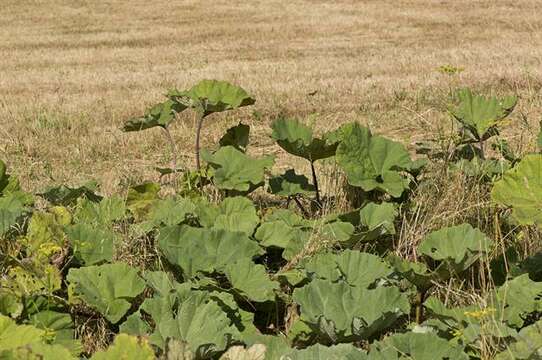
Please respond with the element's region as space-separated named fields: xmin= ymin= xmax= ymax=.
xmin=451 ymin=88 xmax=517 ymax=159
xmin=122 ymin=99 xmax=186 ymax=172
xmin=168 ymin=80 xmax=255 ymax=170
xmin=122 ymin=80 xmax=255 ymax=173
xmin=271 ymin=116 xmax=340 ymax=207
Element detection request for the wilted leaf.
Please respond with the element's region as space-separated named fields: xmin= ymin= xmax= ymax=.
xmin=220 ymin=344 xmax=266 ymax=360
xmin=91 ymin=334 xmax=154 ymax=360
xmin=126 ymin=182 xmax=161 ymax=220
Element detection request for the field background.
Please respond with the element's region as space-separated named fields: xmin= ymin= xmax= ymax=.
xmin=1 ymin=0 xmax=542 ymax=194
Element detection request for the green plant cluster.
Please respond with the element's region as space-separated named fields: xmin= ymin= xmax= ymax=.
xmin=1 ymin=81 xmax=542 ymax=359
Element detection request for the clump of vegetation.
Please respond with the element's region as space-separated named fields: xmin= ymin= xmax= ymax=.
xmin=2 ymin=81 xmax=542 ymax=359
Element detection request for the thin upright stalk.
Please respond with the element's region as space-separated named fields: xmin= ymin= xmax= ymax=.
xmin=479 ymin=139 xmax=485 ymax=160
xmin=310 ymin=161 xmax=321 ymax=206
xmin=195 ymin=112 xmax=204 ymax=171
xmin=293 ymin=196 xmax=310 ymax=218
xmin=415 ymin=290 xmax=427 ymax=324
xmin=162 ymin=126 xmax=177 ymax=173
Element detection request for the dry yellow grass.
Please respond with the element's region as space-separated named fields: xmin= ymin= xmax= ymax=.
xmin=1 ymin=0 xmax=542 ymax=193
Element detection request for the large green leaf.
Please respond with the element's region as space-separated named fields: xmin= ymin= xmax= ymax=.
xmin=284 ymin=343 xmax=367 ymax=359
xmin=302 ymin=250 xmax=392 ymax=288
xmin=210 ymin=196 xmax=260 ymax=236
xmin=168 ymin=80 xmax=255 ymax=117
xmin=158 ymin=294 xmax=238 ymax=358
xmin=158 ymin=225 xmax=263 ymax=278
xmin=491 ymin=154 xmax=542 ymax=227
xmin=0 ymin=290 xmax=22 ymax=318
xmin=387 ymin=255 xmax=435 ymax=291
xmin=202 ymin=146 xmax=274 ymax=193
xmin=65 ymin=224 xmax=116 ymax=265
xmin=269 ymin=169 xmax=315 ymax=197
xmin=224 ymin=258 xmax=279 ymax=302
xmin=423 ymin=296 xmax=516 ymax=346
xmin=369 ymin=332 xmax=468 ymax=359
xmin=0 ymin=192 xmax=30 ymax=236
xmin=0 ymin=160 xmax=21 ymax=195
xmin=39 ymin=182 xmax=102 ymax=206
xmin=271 ymin=117 xmax=338 ymax=161
xmin=0 ymin=314 xmax=44 ymax=350
xmin=495 ymin=319 xmax=542 ymax=359
xmin=0 ymin=316 xmax=76 ymax=359
xmin=359 ymin=202 xmax=397 ymax=240
xmin=494 ymin=274 xmax=542 ymax=328
xmin=66 ymin=263 xmax=146 ymax=323
xmin=451 ymin=88 xmax=517 ymax=140
xmin=219 ymin=122 xmax=250 ymax=153
xmin=91 ymin=334 xmax=154 ymax=360
xmin=254 ymin=219 xmax=310 ymax=260
xmin=418 ymin=223 xmax=493 ymax=275
xmin=141 ymin=197 xmax=196 ymax=231
xmin=336 ymin=123 xmax=413 ymax=197
xmin=293 ymin=279 xmax=409 ymax=340
xmin=122 ymin=99 xmax=187 ymax=132
xmin=0 ymin=343 xmax=75 ymax=360
xmin=74 ymin=196 xmax=125 ymax=226
xmin=29 ymin=311 xmax=82 ymax=355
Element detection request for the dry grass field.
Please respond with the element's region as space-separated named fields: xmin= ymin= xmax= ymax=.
xmin=1 ymin=0 xmax=542 ymax=193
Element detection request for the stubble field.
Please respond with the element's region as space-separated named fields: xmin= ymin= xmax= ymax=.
xmin=1 ymin=0 xmax=542 ymax=193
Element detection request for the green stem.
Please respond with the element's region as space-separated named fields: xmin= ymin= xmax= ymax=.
xmin=310 ymin=161 xmax=321 ymax=207
xmin=415 ymin=290 xmax=427 ymax=324
xmin=293 ymin=196 xmax=310 ymax=218
xmin=479 ymin=139 xmax=485 ymax=160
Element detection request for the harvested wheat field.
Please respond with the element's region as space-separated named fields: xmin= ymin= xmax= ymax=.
xmin=1 ymin=0 xmax=541 ymax=192
xmin=1 ymin=1 xmax=542 ymax=359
